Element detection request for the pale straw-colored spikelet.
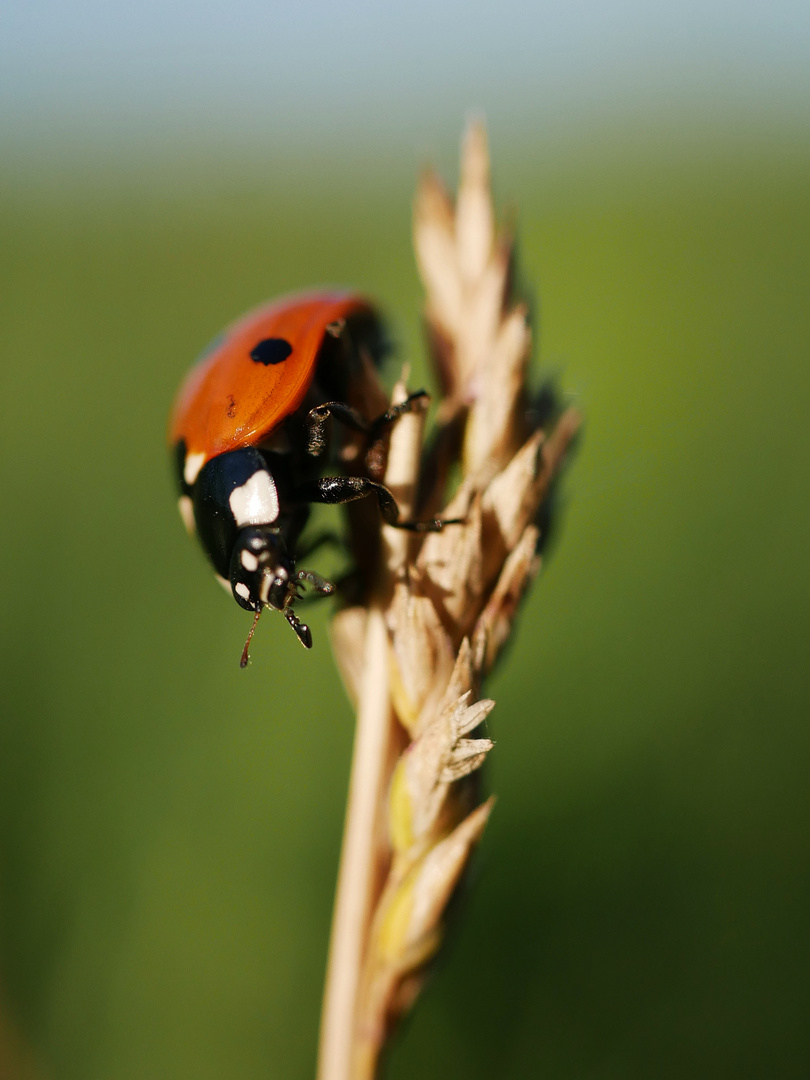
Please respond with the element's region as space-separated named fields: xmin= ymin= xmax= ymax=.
xmin=318 ymin=120 xmax=580 ymax=1080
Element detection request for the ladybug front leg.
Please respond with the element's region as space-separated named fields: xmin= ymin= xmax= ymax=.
xmin=366 ymin=390 xmax=430 ymax=440
xmin=295 ymin=476 xmax=459 ymax=533
xmin=304 ymin=391 xmax=429 ymax=456
xmin=305 ymin=401 xmax=369 ymax=456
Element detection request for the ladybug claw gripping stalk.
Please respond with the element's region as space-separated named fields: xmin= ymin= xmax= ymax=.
xmin=169 ymin=292 xmax=457 ymax=663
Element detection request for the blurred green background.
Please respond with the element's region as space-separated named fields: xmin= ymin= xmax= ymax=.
xmin=1 ymin=3 xmax=809 ymax=1078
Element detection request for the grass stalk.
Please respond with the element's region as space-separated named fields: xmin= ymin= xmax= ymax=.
xmin=317 ymin=120 xmax=580 ymax=1080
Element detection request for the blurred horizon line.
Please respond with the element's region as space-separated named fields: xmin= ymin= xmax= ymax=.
xmin=2 ymin=96 xmax=808 ymax=184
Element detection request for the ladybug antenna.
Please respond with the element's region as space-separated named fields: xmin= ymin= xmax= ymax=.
xmin=239 ymin=607 xmax=263 ymax=669
xmin=284 ymin=607 xmax=313 ymax=649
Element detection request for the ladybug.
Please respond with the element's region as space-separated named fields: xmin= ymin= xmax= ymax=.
xmin=169 ymin=290 xmax=452 ymax=664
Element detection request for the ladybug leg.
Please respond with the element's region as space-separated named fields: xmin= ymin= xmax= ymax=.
xmin=291 ymin=537 xmax=341 ymax=604
xmin=296 ymin=476 xmax=461 ymax=533
xmin=305 ymin=402 xmax=372 ymax=456
xmin=296 ymin=568 xmax=336 ymax=596
xmin=367 ymin=390 xmax=430 ymax=441
xmin=304 ymin=391 xmax=430 ymax=456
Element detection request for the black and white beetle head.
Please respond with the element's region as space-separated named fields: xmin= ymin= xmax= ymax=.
xmin=185 ymin=447 xmax=333 ymax=660
xmin=229 ymin=527 xmax=297 ymax=614
xmin=229 ymin=526 xmax=317 ymax=660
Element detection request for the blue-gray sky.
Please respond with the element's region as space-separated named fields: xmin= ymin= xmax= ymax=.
xmin=2 ymin=1 xmax=808 ymax=150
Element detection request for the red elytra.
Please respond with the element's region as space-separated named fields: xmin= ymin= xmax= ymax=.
xmin=169 ymin=290 xmax=375 ymax=467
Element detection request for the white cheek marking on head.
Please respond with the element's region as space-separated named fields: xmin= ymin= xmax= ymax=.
xmin=240 ymin=550 xmax=259 ymax=572
xmin=184 ymin=451 xmax=206 ymax=486
xmin=235 ymin=582 xmax=251 ymax=602
xmin=229 ymin=470 xmax=279 ymax=526
xmin=215 ymin=574 xmax=231 ymax=594
xmin=178 ymin=495 xmax=195 ymax=535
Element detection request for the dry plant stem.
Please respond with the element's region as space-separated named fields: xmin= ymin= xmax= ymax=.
xmin=318 ymin=382 xmax=422 ymax=1080
xmin=317 ymin=607 xmax=393 ymax=1080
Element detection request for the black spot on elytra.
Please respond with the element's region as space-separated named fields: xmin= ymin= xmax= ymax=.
xmin=250 ymin=338 xmax=293 ymax=366
xmin=227 ymin=395 xmax=237 ymax=418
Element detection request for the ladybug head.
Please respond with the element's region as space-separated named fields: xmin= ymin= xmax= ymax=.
xmin=229 ymin=527 xmax=314 ymax=662
xmin=229 ymin=527 xmax=297 ymax=614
